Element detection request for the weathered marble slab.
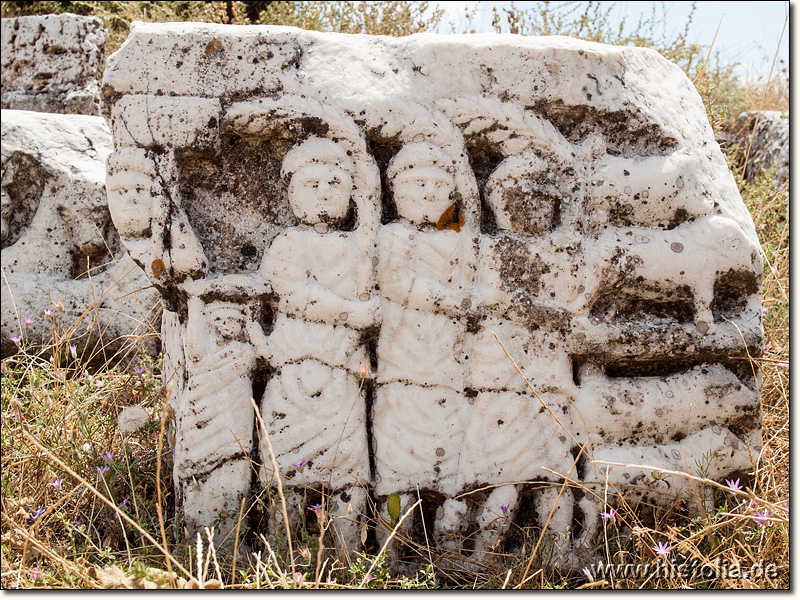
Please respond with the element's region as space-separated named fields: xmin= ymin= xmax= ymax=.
xmin=1 ymin=109 xmax=160 ymax=362
xmin=738 ymin=110 xmax=789 ymax=189
xmin=1 ymin=13 xmax=107 ymax=115
xmin=102 ymin=23 xmax=763 ymax=561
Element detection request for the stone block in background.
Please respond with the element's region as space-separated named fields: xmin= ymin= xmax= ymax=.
xmin=738 ymin=110 xmax=789 ymax=189
xmin=1 ymin=13 xmax=107 ymax=115
xmin=1 ymin=109 xmax=160 ymax=364
xmin=102 ymin=23 xmax=764 ymax=563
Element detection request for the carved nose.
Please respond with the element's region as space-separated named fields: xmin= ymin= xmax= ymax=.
xmin=422 ymin=183 xmax=437 ymax=202
xmin=317 ymin=182 xmax=332 ymax=202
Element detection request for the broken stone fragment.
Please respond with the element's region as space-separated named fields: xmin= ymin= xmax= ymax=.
xmin=102 ymin=23 xmax=763 ymax=565
xmin=1 ymin=13 xmax=107 ymax=115
xmin=1 ymin=109 xmax=160 ymax=362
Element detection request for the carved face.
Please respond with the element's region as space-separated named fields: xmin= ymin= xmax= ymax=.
xmin=485 ymin=153 xmax=563 ymax=238
xmin=0 ymin=187 xmax=11 ymax=246
xmin=488 ymin=176 xmax=557 ymax=237
xmin=108 ymin=188 xmax=152 ymax=238
xmin=392 ymin=165 xmax=455 ymax=225
xmin=106 ymin=148 xmax=157 ymax=238
xmin=388 ymin=143 xmax=456 ymax=226
xmin=281 ymin=137 xmax=355 ymax=227
xmin=185 ymin=299 xmax=248 ymax=363
xmin=287 ymin=162 xmax=353 ymax=224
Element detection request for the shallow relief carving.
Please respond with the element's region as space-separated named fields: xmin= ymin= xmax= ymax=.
xmin=1 ymin=109 xmax=159 ymax=361
xmin=103 ymin=25 xmax=764 ymax=565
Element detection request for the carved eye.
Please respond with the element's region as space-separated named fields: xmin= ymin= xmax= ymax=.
xmin=436 ymin=203 xmax=464 ymax=233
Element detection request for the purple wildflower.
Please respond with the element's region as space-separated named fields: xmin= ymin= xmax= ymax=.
xmin=364 ymin=573 xmax=374 ymax=583
xmin=500 ymin=504 xmax=509 ymax=516
xmin=582 ymin=566 xmax=593 ymax=580
xmin=53 ymin=370 xmax=65 ymax=381
xmin=26 ymin=505 xmax=45 ymax=525
xmin=600 ymin=508 xmax=617 ymax=520
xmin=725 ymin=478 xmax=743 ymax=493
xmin=309 ymin=503 xmax=324 ymax=522
xmin=651 ymin=541 xmax=671 ymax=557
xmin=133 ymin=365 xmax=145 ymax=375
xmin=115 ymin=498 xmax=129 ymax=516
xmin=47 ymin=478 xmax=65 ymax=488
xmin=101 ymin=451 xmax=114 ymax=462
xmin=753 ymin=509 xmax=771 ymax=528
xmin=11 ymin=335 xmax=22 ymax=345
xmin=24 ymin=315 xmax=33 ymax=325
xmin=742 ymin=571 xmax=750 ymax=581
xmin=97 ymin=465 xmax=110 ymax=476
xmin=44 ymin=309 xmax=52 ymax=317
xmin=30 ymin=567 xmax=41 ymax=581
xmin=293 ymin=572 xmax=305 ymax=585
xmin=70 ymin=520 xmax=82 ymax=540
xmin=292 ymin=459 xmax=308 ymax=473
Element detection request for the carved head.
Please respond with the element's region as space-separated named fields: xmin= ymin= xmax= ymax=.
xmin=0 ymin=187 xmax=11 ymax=247
xmin=185 ymin=298 xmax=251 ymax=363
xmin=387 ymin=142 xmax=456 ymax=226
xmin=281 ymin=137 xmax=354 ymax=226
xmin=485 ymin=152 xmax=560 ymax=237
xmin=106 ymin=148 xmax=158 ymax=239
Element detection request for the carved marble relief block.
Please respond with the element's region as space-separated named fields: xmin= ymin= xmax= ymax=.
xmin=1 ymin=14 xmax=107 ymax=115
xmin=1 ymin=109 xmax=160 ymax=361
xmin=102 ymin=24 xmax=764 ymax=561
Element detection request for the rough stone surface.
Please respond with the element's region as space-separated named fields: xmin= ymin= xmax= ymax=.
xmin=102 ymin=23 xmax=764 ymax=563
xmin=1 ymin=13 xmax=107 ymax=115
xmin=1 ymin=109 xmax=160 ymax=362
xmin=738 ymin=110 xmax=789 ymax=189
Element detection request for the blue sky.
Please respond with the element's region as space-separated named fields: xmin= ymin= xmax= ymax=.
xmin=435 ymin=1 xmax=790 ymax=79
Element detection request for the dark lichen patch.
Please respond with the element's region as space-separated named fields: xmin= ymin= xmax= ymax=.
xmin=712 ymin=269 xmax=760 ymax=322
xmin=497 ymin=185 xmax=560 ymax=237
xmin=603 ymin=358 xmax=709 ymax=379
xmin=179 ymin=133 xmax=298 ymax=275
xmin=490 ymin=235 xmax=572 ymax=330
xmin=62 ymin=207 xmax=121 ymax=279
xmin=365 ymin=133 xmax=404 ymax=225
xmin=725 ymin=405 xmax=762 ymax=438
xmin=462 ymin=135 xmax=506 ymax=234
xmin=530 ymin=99 xmax=678 ymax=156
xmin=494 ymin=235 xmax=550 ymax=298
xmin=589 ymin=246 xmax=695 ymax=324
xmin=1 ymin=152 xmax=47 ymax=249
xmin=590 ymin=285 xmax=696 ymax=325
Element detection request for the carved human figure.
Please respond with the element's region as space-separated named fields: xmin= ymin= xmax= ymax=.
xmin=458 ymin=150 xmax=579 ymax=561
xmin=175 ymin=294 xmax=259 ymax=539
xmin=373 ymin=141 xmax=477 ymax=498
xmin=106 ymin=147 xmax=159 ymax=267
xmin=250 ymin=136 xmax=374 ymax=543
